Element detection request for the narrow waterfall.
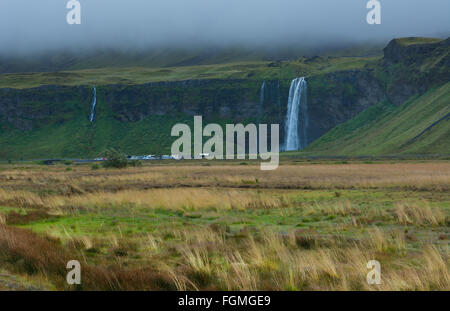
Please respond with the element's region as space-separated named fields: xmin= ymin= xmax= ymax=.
xmin=284 ymin=77 xmax=308 ymax=151
xmin=89 ymin=86 xmax=97 ymax=123
xmin=276 ymin=80 xmax=281 ymax=108
xmin=258 ymin=80 xmax=266 ymax=118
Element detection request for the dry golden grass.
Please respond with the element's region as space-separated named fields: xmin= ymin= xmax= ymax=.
xmin=155 ymin=227 xmax=449 ymax=291
xmin=44 ymin=188 xmax=283 ymax=211
xmin=0 ymin=212 xmax=448 ymax=291
xmin=0 ymin=224 xmax=176 ymax=290
xmin=395 ymin=201 xmax=446 ymax=226
xmin=0 ymin=188 xmax=44 ymax=207
xmin=0 ymin=162 xmax=448 ymax=291
xmin=1 ymin=162 xmax=449 ymax=194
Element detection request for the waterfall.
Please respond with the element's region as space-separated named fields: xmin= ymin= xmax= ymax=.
xmin=276 ymin=80 xmax=281 ymax=108
xmin=258 ymin=80 xmax=266 ymax=118
xmin=284 ymin=77 xmax=308 ymax=151
xmin=89 ymin=86 xmax=97 ymax=123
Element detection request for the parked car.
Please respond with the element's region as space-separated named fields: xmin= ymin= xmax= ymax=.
xmin=196 ymin=153 xmax=210 ymax=159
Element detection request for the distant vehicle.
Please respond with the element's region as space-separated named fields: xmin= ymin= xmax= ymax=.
xmin=129 ymin=155 xmax=145 ymax=160
xmin=142 ymin=155 xmax=156 ymax=160
xmin=196 ymin=153 xmax=210 ymax=159
xmin=172 ymin=154 xmax=184 ymax=160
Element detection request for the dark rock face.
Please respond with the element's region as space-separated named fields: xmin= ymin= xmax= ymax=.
xmin=383 ymin=38 xmax=449 ymax=65
xmin=0 ymin=85 xmax=89 ymax=131
xmin=382 ymin=38 xmax=450 ymax=105
xmin=0 ymin=37 xmax=447 ymax=151
xmin=0 ymin=74 xmax=384 ymax=146
xmin=95 ymin=73 xmax=386 ymax=147
xmin=307 ymin=70 xmax=386 ymax=144
xmin=101 ymin=80 xmax=263 ymax=123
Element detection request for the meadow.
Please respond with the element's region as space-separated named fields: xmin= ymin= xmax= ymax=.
xmin=0 ymin=160 xmax=448 ymax=290
xmin=0 ymin=56 xmax=376 ymax=89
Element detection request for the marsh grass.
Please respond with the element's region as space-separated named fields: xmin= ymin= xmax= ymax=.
xmin=0 ymin=162 xmax=448 ymax=290
xmin=395 ymin=201 xmax=446 ymax=226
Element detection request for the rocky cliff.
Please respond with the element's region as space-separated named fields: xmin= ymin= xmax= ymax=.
xmin=0 ymin=37 xmax=448 ymax=159
xmin=0 ymin=73 xmax=385 ymax=148
xmin=381 ymin=37 xmax=449 ymax=105
xmin=0 ymin=86 xmax=90 ymax=131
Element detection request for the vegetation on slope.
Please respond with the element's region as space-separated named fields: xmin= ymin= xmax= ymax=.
xmin=0 ymin=42 xmax=385 ymax=74
xmin=395 ymin=37 xmax=445 ymax=46
xmin=0 ymin=37 xmax=447 ymax=159
xmin=305 ymin=83 xmax=450 ymax=156
xmin=0 ymin=109 xmax=184 ymax=159
xmin=0 ymin=57 xmax=376 ymax=89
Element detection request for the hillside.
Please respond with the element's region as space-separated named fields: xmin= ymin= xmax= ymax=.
xmin=0 ymin=37 xmax=448 ymax=160
xmin=0 ymin=43 xmax=384 ymax=75
xmin=378 ymin=37 xmax=449 ymax=105
xmin=0 ymin=57 xmax=374 ymax=89
xmin=302 ymin=37 xmax=450 ymax=156
xmin=305 ymin=83 xmax=449 ymax=156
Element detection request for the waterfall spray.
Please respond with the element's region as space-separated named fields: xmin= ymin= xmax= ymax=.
xmin=284 ymin=77 xmax=308 ymax=151
xmin=89 ymin=86 xmax=97 ymax=123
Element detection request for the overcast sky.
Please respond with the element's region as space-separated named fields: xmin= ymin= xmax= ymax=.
xmin=0 ymin=0 xmax=449 ymax=54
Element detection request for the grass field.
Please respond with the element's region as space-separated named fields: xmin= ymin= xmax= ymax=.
xmin=395 ymin=37 xmax=445 ymax=46
xmin=0 ymin=56 xmax=377 ymax=89
xmin=0 ymin=160 xmax=448 ymax=290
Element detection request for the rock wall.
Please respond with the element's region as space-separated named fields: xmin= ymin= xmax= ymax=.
xmin=0 ymin=37 xmax=447 ymax=156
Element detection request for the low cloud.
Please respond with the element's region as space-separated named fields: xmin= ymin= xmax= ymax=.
xmin=0 ymin=0 xmax=449 ymax=55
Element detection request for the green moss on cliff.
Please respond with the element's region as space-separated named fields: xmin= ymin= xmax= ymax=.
xmin=305 ymin=83 xmax=450 ymax=156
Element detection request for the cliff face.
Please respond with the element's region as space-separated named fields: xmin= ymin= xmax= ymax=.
xmin=0 ymin=38 xmax=448 ymax=158
xmin=307 ymin=70 xmax=385 ymax=144
xmin=101 ymin=80 xmax=267 ymax=122
xmin=0 ymin=86 xmax=90 ymax=131
xmin=0 ymin=73 xmax=384 ymax=148
xmin=383 ymin=38 xmax=449 ymax=65
xmin=382 ymin=37 xmax=450 ymax=105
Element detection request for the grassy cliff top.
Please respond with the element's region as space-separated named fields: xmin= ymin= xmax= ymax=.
xmin=1 ymin=37 xmax=446 ymax=89
xmin=0 ymin=56 xmax=377 ymax=89
xmin=395 ymin=37 xmax=445 ymax=46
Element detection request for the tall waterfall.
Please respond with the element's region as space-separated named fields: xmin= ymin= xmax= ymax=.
xmin=284 ymin=77 xmax=308 ymax=151
xmin=276 ymin=80 xmax=281 ymax=108
xmin=258 ymin=80 xmax=266 ymax=118
xmin=89 ymin=86 xmax=97 ymax=123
